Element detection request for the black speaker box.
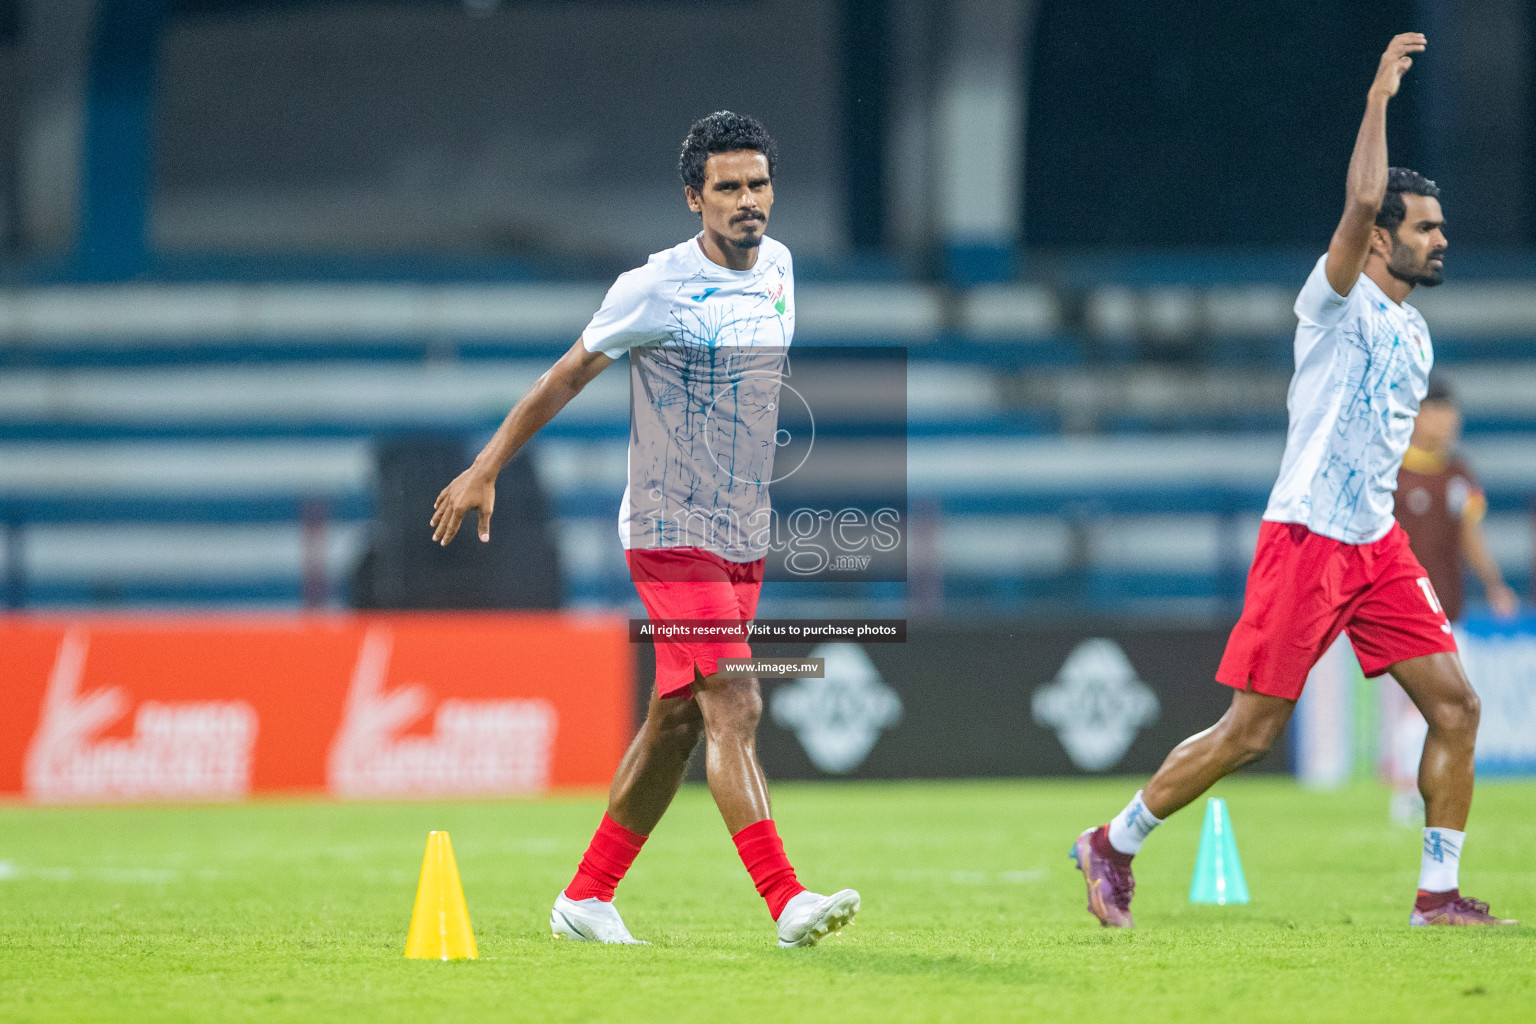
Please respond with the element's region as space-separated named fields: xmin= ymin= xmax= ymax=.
xmin=352 ymin=433 xmax=562 ymax=610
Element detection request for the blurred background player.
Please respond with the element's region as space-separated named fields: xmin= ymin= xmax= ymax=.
xmin=1071 ymin=33 xmax=1516 ymax=928
xmin=430 ymin=112 xmax=858 ymax=948
xmin=1384 ymin=373 xmax=1520 ymax=823
xmin=1395 ymin=374 xmax=1520 ymax=621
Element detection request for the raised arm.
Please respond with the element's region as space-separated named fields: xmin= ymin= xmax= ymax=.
xmin=430 ymin=337 xmax=612 ymax=546
xmin=1325 ymin=33 xmax=1426 ymax=297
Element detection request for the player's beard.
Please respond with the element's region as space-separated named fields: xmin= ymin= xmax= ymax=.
xmin=730 ymin=215 xmax=766 ymax=249
xmin=1386 ymin=237 xmax=1445 ymax=287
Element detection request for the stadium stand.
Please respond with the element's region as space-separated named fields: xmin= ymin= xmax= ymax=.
xmin=3 ymin=0 xmax=1528 ymax=619
xmin=2 ymin=279 xmax=1532 ymax=617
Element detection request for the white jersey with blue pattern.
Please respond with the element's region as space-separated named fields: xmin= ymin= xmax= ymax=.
xmin=1264 ymin=254 xmax=1433 ymax=544
xmin=581 ymin=234 xmax=794 ymax=561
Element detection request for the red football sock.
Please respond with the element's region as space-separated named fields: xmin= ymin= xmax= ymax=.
xmin=1415 ymin=888 xmax=1459 ymax=912
xmin=565 ymin=814 xmax=647 ymax=902
xmin=732 ymin=818 xmax=806 ymax=920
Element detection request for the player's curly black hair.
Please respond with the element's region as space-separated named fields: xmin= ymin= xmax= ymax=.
xmin=1376 ymin=168 xmax=1441 ymax=232
xmin=678 ymin=111 xmax=777 ymax=193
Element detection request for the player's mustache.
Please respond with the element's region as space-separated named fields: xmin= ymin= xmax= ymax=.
xmin=733 ymin=212 xmax=765 ymax=223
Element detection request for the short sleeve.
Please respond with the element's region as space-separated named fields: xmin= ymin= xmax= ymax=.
xmin=582 ymin=269 xmax=670 ymax=357
xmin=1294 ymin=254 xmax=1352 ymax=327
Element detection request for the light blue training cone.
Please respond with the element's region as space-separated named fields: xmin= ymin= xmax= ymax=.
xmin=1189 ymin=797 xmax=1250 ymax=905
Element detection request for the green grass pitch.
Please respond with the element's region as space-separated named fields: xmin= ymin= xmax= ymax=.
xmin=1 ymin=778 xmax=1531 ymax=1022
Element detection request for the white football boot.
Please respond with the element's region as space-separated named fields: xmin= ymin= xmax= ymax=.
xmin=775 ymin=888 xmax=860 ymax=948
xmin=550 ymin=892 xmax=648 ymax=944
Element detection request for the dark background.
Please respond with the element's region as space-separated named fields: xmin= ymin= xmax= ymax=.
xmin=1026 ymin=0 xmax=1426 ymax=247
xmin=637 ymin=622 xmax=1292 ymax=780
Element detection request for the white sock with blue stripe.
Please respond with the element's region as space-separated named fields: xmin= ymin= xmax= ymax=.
xmin=1419 ymin=827 xmax=1465 ymax=893
xmin=1107 ymin=790 xmax=1164 ymax=856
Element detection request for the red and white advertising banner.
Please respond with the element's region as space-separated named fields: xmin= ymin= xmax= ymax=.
xmin=0 ymin=614 xmax=633 ymax=802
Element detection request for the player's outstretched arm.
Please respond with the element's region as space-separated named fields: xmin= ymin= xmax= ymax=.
xmin=1325 ymin=32 xmax=1426 ymax=297
xmin=430 ymin=338 xmax=612 ymax=546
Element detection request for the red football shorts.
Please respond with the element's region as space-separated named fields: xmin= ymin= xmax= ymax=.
xmin=1216 ymin=520 xmax=1458 ymax=700
xmin=626 ymin=546 xmax=764 ymax=699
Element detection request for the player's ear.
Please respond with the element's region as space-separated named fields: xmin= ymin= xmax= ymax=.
xmin=685 ymin=186 xmax=703 ymax=214
xmin=1369 ymin=224 xmax=1393 ymax=260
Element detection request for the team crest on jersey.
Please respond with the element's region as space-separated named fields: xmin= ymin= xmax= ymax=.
xmin=770 ymin=282 xmax=787 ymax=315
xmin=1408 ymin=327 xmax=1429 ymax=363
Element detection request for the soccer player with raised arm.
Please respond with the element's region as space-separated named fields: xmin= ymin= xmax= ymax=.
xmin=431 ymin=112 xmax=859 ymax=947
xmin=1071 ymin=34 xmax=1515 ymax=928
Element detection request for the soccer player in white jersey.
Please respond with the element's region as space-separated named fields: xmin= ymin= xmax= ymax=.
xmin=431 ymin=112 xmax=859 ymax=947
xmin=1071 ymin=34 xmax=1515 ymax=928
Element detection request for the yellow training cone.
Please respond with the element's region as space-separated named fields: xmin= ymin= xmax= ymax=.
xmin=404 ymin=831 xmax=478 ymax=960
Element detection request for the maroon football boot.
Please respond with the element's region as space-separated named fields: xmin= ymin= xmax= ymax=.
xmin=1071 ymin=826 xmax=1135 ymax=928
xmin=1410 ymin=890 xmax=1518 ymax=926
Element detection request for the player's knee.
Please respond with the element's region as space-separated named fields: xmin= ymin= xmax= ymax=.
xmin=647 ymin=700 xmax=703 ymax=750
xmin=731 ymin=681 xmax=764 ymax=731
xmin=1429 ymin=686 xmax=1481 ymax=738
xmin=698 ymin=676 xmax=762 ymax=738
xmin=1232 ymin=735 xmax=1274 ymax=767
xmin=654 ymin=714 xmax=704 ymax=752
xmin=1218 ymin=719 xmax=1277 ymax=765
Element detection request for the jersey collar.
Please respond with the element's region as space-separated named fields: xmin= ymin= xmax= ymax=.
xmin=692 ymin=233 xmax=766 ymax=278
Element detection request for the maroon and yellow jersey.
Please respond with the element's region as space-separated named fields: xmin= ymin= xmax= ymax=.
xmin=1394 ymin=446 xmax=1486 ymax=621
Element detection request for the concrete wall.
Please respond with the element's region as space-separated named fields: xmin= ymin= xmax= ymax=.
xmin=152 ymin=1 xmax=845 ymax=262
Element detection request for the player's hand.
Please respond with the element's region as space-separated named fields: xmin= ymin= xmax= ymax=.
xmin=1371 ymin=33 xmax=1425 ymax=100
xmin=1488 ymin=583 xmax=1520 ymax=619
xmin=431 ymin=465 xmax=496 ymax=546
